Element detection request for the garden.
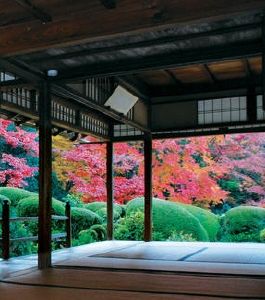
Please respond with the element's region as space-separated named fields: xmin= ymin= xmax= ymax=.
xmin=0 ymin=119 xmax=265 ymax=257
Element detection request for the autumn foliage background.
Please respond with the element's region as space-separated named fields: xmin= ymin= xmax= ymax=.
xmin=1 ymin=118 xmax=265 ymax=212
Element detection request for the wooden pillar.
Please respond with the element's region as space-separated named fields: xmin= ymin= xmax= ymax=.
xmin=247 ymin=85 xmax=257 ymax=122
xmin=65 ymin=201 xmax=72 ymax=248
xmin=38 ymin=81 xmax=52 ymax=269
xmin=2 ymin=200 xmax=10 ymax=260
xmin=144 ymin=136 xmax=152 ymax=242
xmin=106 ymin=141 xmax=114 ymax=240
xmin=262 ymin=10 xmax=265 ymax=110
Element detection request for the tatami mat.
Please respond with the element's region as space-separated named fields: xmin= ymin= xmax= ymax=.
xmin=186 ymin=247 xmax=265 ymax=264
xmin=93 ymin=243 xmax=205 ymax=261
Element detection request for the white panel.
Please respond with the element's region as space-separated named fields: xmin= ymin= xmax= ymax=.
xmin=105 ymin=86 xmax=138 ymax=115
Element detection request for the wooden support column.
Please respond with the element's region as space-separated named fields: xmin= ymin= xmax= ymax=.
xmin=144 ymin=136 xmax=153 ymax=242
xmin=38 ymin=81 xmax=52 ymax=269
xmin=262 ymin=10 xmax=265 ymax=110
xmin=106 ymin=141 xmax=114 ymax=240
xmin=247 ymin=85 xmax=257 ymax=122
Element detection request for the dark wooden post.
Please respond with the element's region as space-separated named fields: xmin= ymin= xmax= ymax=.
xmin=65 ymin=201 xmax=72 ymax=248
xmin=2 ymin=200 xmax=10 ymax=259
xmin=144 ymin=136 xmax=153 ymax=242
xmin=30 ymin=89 xmax=36 ymax=112
xmin=38 ymin=81 xmax=52 ymax=269
xmin=262 ymin=10 xmax=265 ymax=110
xmin=247 ymin=85 xmax=257 ymax=122
xmin=106 ymin=141 xmax=114 ymax=240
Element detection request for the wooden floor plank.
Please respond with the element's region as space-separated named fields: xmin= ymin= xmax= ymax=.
xmin=0 ymin=282 xmax=262 ymax=300
xmin=2 ymin=268 xmax=265 ymax=298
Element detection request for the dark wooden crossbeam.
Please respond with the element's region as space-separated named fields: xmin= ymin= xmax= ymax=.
xmin=100 ymin=0 xmax=116 ymax=10
xmin=12 ymin=0 xmax=52 ymax=23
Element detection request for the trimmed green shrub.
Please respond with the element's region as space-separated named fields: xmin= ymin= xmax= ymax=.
xmin=85 ymin=202 xmax=121 ymax=220
xmin=260 ymin=228 xmax=265 ymax=242
xmin=78 ymin=224 xmax=107 ymax=244
xmin=17 ymin=195 xmax=65 ymax=217
xmin=126 ymin=197 xmax=209 ymax=241
xmin=78 ymin=229 xmax=98 ymax=245
xmin=71 ymin=207 xmax=103 ymax=238
xmin=220 ymin=206 xmax=265 ymax=242
xmin=97 ymin=207 xmax=121 ymax=220
xmin=17 ymin=195 xmax=66 ymax=235
xmin=0 ymin=187 xmax=33 ymax=206
xmin=177 ymin=202 xmax=220 ymax=241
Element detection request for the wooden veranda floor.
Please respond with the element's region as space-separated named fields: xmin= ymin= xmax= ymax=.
xmin=1 ymin=241 xmax=265 ymax=299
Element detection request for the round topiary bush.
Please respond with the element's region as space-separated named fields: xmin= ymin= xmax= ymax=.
xmin=220 ymin=206 xmax=265 ymax=242
xmin=71 ymin=207 xmax=103 ymax=238
xmin=17 ymin=195 xmax=65 ymax=217
xmin=177 ymin=202 xmax=220 ymax=241
xmin=0 ymin=187 xmax=33 ymax=206
xmin=17 ymin=195 xmax=66 ymax=234
xmin=85 ymin=202 xmax=121 ymax=220
xmin=126 ymin=197 xmax=209 ymax=241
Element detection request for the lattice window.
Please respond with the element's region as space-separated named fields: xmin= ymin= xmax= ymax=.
xmin=198 ymin=97 xmax=247 ymax=125
xmin=84 ymin=77 xmax=115 ymax=104
xmin=52 ymin=101 xmax=75 ymax=124
xmin=257 ymin=95 xmax=265 ymax=121
xmin=81 ymin=113 xmax=108 ymax=136
xmin=114 ymin=124 xmax=143 ymax=137
xmin=1 ymin=88 xmax=31 ymax=109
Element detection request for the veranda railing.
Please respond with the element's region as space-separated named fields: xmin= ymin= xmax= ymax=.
xmin=0 ymin=200 xmax=71 ymax=259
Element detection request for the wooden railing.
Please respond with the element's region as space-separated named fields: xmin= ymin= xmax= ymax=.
xmin=0 ymin=200 xmax=71 ymax=259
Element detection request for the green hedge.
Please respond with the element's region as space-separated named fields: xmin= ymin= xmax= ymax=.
xmin=17 ymin=195 xmax=65 ymax=217
xmin=0 ymin=187 xmax=33 ymax=206
xmin=177 ymin=202 xmax=220 ymax=241
xmin=71 ymin=207 xmax=103 ymax=238
xmin=85 ymin=202 xmax=121 ymax=220
xmin=78 ymin=224 xmax=107 ymax=244
xmin=126 ymin=197 xmax=209 ymax=241
xmin=17 ymin=195 xmax=66 ymax=235
xmin=220 ymin=206 xmax=265 ymax=242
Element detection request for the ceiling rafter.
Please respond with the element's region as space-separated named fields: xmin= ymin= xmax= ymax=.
xmin=12 ymin=0 xmax=52 ymax=23
xmin=164 ymin=70 xmax=181 ymax=85
xmin=203 ymin=64 xmax=217 ymax=84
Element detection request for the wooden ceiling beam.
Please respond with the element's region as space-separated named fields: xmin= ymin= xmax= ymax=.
xmin=0 ymin=1 xmax=264 ymax=57
xmin=12 ymin=0 xmax=52 ymax=23
xmin=52 ymin=42 xmax=262 ymax=82
xmin=29 ymin=22 xmax=261 ymax=63
xmin=99 ymin=0 xmax=116 ymax=10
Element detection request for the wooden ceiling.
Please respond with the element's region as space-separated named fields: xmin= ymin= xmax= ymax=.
xmin=136 ymin=57 xmax=262 ymax=86
xmin=0 ymin=0 xmax=265 ymax=57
